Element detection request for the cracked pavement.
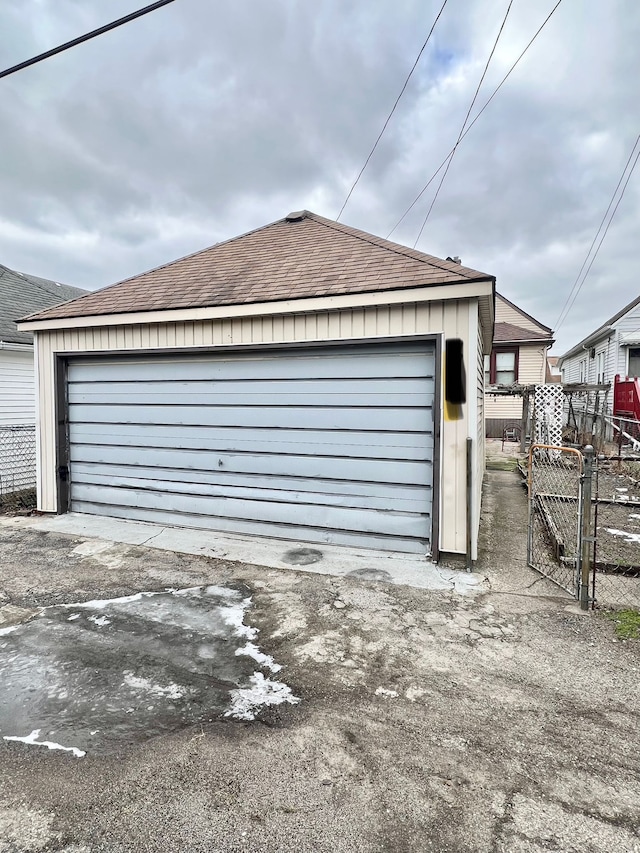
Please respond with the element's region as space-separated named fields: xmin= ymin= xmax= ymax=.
xmin=1 ymin=469 xmax=640 ymax=852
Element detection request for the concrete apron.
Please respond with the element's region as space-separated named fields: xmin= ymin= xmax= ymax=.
xmin=28 ymin=512 xmax=482 ymax=595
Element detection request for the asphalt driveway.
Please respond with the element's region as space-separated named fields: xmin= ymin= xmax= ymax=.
xmin=1 ymin=470 xmax=640 ymax=852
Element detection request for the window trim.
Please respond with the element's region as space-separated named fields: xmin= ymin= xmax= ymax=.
xmin=579 ymin=358 xmax=587 ymax=383
xmin=490 ymin=346 xmax=519 ymax=385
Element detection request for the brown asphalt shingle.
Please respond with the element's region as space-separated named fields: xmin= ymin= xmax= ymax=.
xmin=22 ymin=211 xmax=494 ymax=323
xmin=494 ymin=322 xmax=553 ymax=343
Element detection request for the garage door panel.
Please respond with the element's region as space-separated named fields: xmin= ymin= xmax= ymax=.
xmin=70 ymin=424 xmax=434 ymax=461
xmin=72 ymin=483 xmax=426 ymax=539
xmin=70 ymin=501 xmax=428 ymax=554
xmin=71 ymin=470 xmax=432 ymax=512
xmin=69 ymin=443 xmax=432 ymax=486
xmin=70 ymin=391 xmax=433 ymax=408
xmin=71 ymin=462 xmax=433 ymax=502
xmin=67 ymin=376 xmax=432 ymax=405
xmin=67 ymin=344 xmax=435 ymax=553
xmin=69 ymin=350 xmax=435 ymax=384
xmin=68 ymin=403 xmax=432 ymax=432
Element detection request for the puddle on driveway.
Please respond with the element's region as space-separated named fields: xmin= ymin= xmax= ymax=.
xmin=0 ymin=586 xmax=298 ymax=758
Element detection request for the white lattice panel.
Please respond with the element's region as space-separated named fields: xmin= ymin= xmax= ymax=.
xmin=534 ymin=384 xmax=564 ymax=448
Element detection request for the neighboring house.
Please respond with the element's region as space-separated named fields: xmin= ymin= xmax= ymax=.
xmin=558 ymin=294 xmax=640 ymax=390
xmin=18 ymin=210 xmax=495 ymax=562
xmin=546 ymin=356 xmax=561 ymax=382
xmin=0 ymin=264 xmax=86 ymax=426
xmin=0 ymin=264 xmax=86 ymax=495
xmin=484 ymin=293 xmax=554 ymax=437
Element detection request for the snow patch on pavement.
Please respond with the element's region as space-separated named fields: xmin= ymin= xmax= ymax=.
xmin=605 ymin=528 xmax=640 ymax=544
xmin=225 ymin=672 xmax=300 ymax=721
xmin=3 ymin=729 xmax=85 ymax=758
xmin=375 ymin=686 xmax=399 ymax=698
xmin=235 ymin=641 xmax=282 ymax=673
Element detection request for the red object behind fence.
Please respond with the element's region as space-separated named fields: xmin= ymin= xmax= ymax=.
xmin=613 ymin=374 xmax=640 ymax=420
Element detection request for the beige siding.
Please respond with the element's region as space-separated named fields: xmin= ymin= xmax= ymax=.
xmin=485 ymin=394 xmax=524 ymax=420
xmin=496 ymin=294 xmax=550 ymax=335
xmin=485 ymin=344 xmax=548 ymax=421
xmin=518 ymin=344 xmax=548 ymax=385
xmin=35 ymin=298 xmax=482 ymax=556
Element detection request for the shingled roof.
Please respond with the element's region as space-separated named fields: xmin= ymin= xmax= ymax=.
xmin=494 ymin=322 xmax=554 ymax=344
xmin=22 ymin=211 xmax=493 ymax=323
xmin=0 ymin=265 xmax=87 ymax=345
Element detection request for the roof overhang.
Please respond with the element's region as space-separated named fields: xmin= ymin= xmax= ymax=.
xmin=620 ymin=331 xmax=640 ymax=347
xmin=0 ymin=340 xmax=33 ymax=352
xmin=494 ymin=337 xmax=554 ymax=346
xmin=18 ymin=279 xmax=495 ymax=348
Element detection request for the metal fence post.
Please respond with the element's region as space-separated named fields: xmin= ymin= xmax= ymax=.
xmin=580 ymin=445 xmax=595 ymax=610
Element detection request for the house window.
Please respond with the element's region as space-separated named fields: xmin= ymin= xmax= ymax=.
xmin=596 ymin=351 xmax=605 ymax=384
xmin=490 ymin=348 xmax=518 ymax=384
xmin=579 ymin=358 xmax=587 ymax=383
xmin=629 ymin=347 xmax=640 ymax=378
xmin=484 ymin=355 xmax=490 ymax=386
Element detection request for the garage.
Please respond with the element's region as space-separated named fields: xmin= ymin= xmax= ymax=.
xmin=66 ymin=343 xmax=435 ymax=553
xmin=19 ymin=210 xmax=495 ymax=562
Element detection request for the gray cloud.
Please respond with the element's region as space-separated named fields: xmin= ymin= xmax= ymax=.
xmin=0 ymin=0 xmax=638 ymax=353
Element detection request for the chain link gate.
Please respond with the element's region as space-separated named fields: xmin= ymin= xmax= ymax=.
xmin=527 ymin=444 xmax=586 ymax=598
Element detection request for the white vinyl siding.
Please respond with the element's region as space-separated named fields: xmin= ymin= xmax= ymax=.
xmin=0 ymin=349 xmax=35 ymax=425
xmin=560 ymin=302 xmax=640 ymax=390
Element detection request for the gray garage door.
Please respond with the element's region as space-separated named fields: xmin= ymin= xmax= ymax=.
xmin=67 ymin=344 xmax=436 ymax=553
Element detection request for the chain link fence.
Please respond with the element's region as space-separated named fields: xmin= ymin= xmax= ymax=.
xmin=591 ymin=458 xmax=640 ymax=609
xmin=527 ymin=445 xmax=584 ymax=597
xmin=528 ymin=445 xmax=640 ymax=610
xmin=0 ymin=425 xmax=37 ymax=507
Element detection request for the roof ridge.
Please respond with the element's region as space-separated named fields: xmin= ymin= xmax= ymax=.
xmin=305 ymin=211 xmax=487 ymax=279
xmin=559 ymin=292 xmax=640 ymax=360
xmin=19 ymin=210 xmax=496 ymax=325
xmin=106 ymin=215 xmax=289 ymax=292
xmin=5 ymin=267 xmax=78 ymax=301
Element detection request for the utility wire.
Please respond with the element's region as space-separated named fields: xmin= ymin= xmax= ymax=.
xmin=412 ymin=0 xmax=514 ymax=248
xmin=388 ymin=0 xmax=564 ymax=239
xmin=554 ymin=135 xmax=640 ymax=333
xmin=335 ymin=0 xmax=450 ymax=222
xmin=554 ymin=133 xmax=640 ymax=330
xmin=0 ymin=0 xmax=176 ymax=81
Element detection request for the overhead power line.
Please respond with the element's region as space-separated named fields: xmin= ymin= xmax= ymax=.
xmin=554 ymin=134 xmax=640 ymax=334
xmin=412 ymin=0 xmax=514 ymax=248
xmin=335 ymin=0 xmax=450 ymax=222
xmin=0 ymin=0 xmax=176 ymax=81
xmin=388 ymin=0 xmax=564 ymax=240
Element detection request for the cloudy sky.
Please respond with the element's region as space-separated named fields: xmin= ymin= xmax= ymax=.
xmin=1 ymin=0 xmax=638 ymax=354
